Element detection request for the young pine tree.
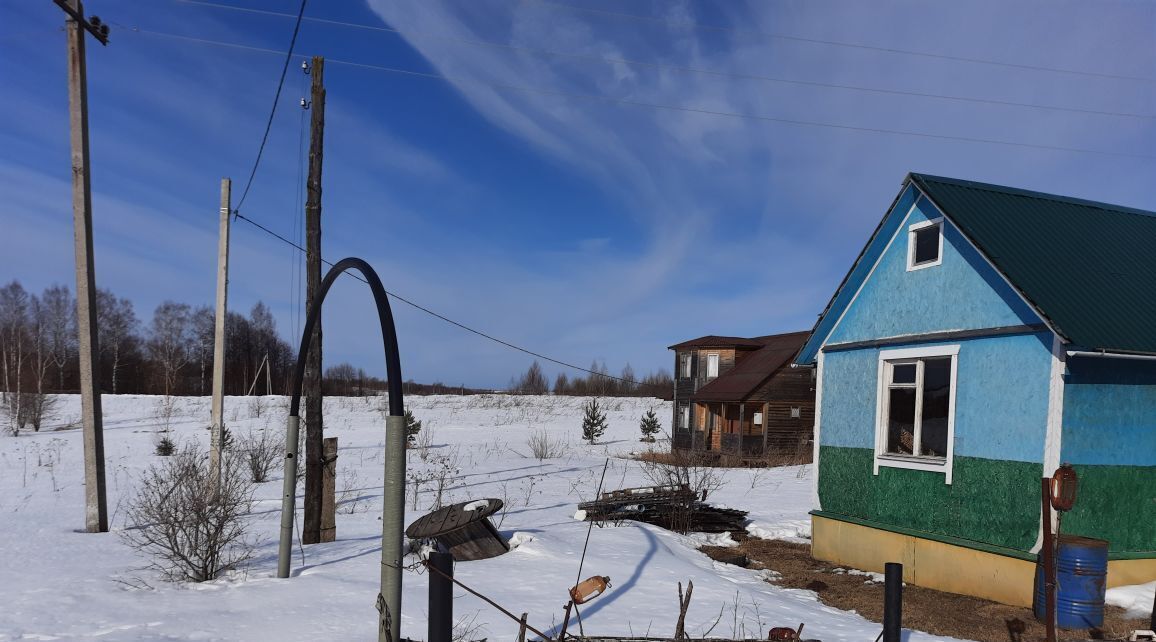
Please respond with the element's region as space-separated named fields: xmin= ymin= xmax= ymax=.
xmin=404 ymin=409 xmax=422 ymax=446
xmin=580 ymin=398 xmax=608 ymax=444
xmin=639 ymin=408 xmax=660 ymax=443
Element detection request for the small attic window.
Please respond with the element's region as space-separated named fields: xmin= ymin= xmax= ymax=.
xmin=907 ymin=218 xmax=943 ymax=271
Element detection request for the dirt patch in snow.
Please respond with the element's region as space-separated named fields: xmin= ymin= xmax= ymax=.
xmin=702 ymin=537 xmax=1148 ymax=642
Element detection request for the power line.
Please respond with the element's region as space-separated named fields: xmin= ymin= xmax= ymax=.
xmin=120 ymin=28 xmax=1156 ymax=160
xmin=230 ymin=211 xmax=649 ymax=387
xmin=519 ymin=0 xmax=1155 ymax=84
xmin=174 ymin=0 xmax=1156 ymax=122
xmin=231 ymin=0 xmax=308 ymax=212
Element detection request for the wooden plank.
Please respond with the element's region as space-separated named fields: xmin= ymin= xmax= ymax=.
xmin=320 ymin=436 xmax=337 ymax=542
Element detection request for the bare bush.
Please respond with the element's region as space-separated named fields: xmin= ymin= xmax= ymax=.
xmin=121 ymin=444 xmax=255 ymax=582
xmin=526 ymin=428 xmax=566 ymax=460
xmin=337 ymin=469 xmax=366 ymax=514
xmin=239 ymin=427 xmax=280 ymax=483
xmin=638 ymin=449 xmax=726 ymax=501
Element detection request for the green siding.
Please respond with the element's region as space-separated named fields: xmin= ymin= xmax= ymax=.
xmin=1061 ymin=463 xmax=1156 ymax=554
xmin=819 ymin=445 xmax=1042 ymax=551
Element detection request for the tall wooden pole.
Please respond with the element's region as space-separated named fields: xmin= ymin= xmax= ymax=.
xmin=209 ymin=179 xmax=231 ymax=485
xmin=58 ymin=0 xmax=109 ymax=533
xmin=303 ymin=56 xmax=326 ymax=545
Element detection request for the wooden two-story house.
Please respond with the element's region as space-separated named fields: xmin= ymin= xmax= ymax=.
xmin=669 ymin=331 xmax=814 ymax=458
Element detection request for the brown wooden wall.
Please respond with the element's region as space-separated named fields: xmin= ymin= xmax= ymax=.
xmin=753 ymin=366 xmax=815 ymax=453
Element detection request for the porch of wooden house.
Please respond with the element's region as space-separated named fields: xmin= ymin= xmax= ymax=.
xmin=692 ymin=401 xmax=770 ymax=457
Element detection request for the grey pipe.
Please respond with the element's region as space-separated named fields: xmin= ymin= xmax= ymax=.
xmin=380 ymin=414 xmax=407 ymax=642
xmin=277 ymin=415 xmax=301 ymax=579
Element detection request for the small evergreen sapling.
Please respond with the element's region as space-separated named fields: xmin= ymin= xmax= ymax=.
xmin=639 ymin=408 xmax=661 ymax=443
xmin=581 ymin=398 xmax=608 ymax=444
xmin=404 ymin=409 xmax=422 ymax=446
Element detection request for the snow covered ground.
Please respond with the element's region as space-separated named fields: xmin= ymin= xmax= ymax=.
xmin=1 ymin=394 xmax=976 ymax=640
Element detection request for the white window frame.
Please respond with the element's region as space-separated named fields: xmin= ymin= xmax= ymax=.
xmin=679 ymin=352 xmax=691 ymax=378
xmin=679 ymin=404 xmax=690 ymax=430
xmin=873 ymin=344 xmax=959 ymax=484
xmin=906 ymin=218 xmax=944 ymax=271
xmin=706 ymin=353 xmax=720 ymax=378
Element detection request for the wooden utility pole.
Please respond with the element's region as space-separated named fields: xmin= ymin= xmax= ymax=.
xmin=55 ymin=0 xmax=109 ymax=533
xmin=209 ymin=179 xmax=231 ymax=486
xmin=303 ymin=56 xmax=326 ymax=545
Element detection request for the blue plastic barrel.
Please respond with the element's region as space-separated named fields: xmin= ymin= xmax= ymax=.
xmin=1034 ymin=534 xmax=1109 ymax=629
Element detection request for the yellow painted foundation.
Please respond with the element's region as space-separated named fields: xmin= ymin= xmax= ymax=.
xmin=812 ymin=514 xmax=1156 ymax=607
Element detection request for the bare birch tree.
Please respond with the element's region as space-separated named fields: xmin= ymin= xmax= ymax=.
xmin=97 ymin=289 xmax=137 ymax=395
xmin=147 ymin=302 xmax=192 ymax=396
xmin=0 ymin=282 xmax=30 ymax=434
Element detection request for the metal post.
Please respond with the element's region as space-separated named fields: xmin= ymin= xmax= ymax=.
xmin=381 ymin=413 xmax=406 ymax=642
xmin=209 ymin=178 xmax=230 ymax=487
xmin=63 ymin=0 xmax=107 ymax=534
xmin=428 ymin=551 xmax=453 ymax=642
xmin=883 ymin=562 xmax=902 ymax=642
xmin=1042 ymin=478 xmax=1057 ymax=642
xmin=277 ymin=415 xmax=301 ymax=579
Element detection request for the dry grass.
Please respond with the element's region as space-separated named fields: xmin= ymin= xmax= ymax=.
xmin=701 ymin=537 xmax=1147 ymax=642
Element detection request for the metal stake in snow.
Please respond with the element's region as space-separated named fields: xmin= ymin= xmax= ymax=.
xmin=277 ymin=257 xmax=407 ymax=642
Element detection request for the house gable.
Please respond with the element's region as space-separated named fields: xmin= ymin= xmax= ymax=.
xmin=813 ymin=190 xmax=1043 ymax=351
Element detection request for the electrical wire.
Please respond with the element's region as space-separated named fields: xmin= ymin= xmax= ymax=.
xmin=231 ymin=0 xmax=308 ymax=212
xmin=173 ymin=0 xmax=1156 ymax=121
xmin=230 ymin=211 xmax=653 ymax=387
xmin=518 ymin=0 xmax=1155 ymax=84
xmin=119 ymin=28 xmax=1156 ymax=161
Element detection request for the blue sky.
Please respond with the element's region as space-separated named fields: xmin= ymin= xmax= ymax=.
xmin=2 ymin=0 xmax=1154 ymax=389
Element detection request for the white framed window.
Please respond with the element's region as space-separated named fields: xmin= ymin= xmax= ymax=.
xmin=706 ymin=353 xmax=720 ymax=378
xmin=679 ymin=353 xmax=691 ymax=378
xmin=874 ymin=344 xmax=959 ymax=483
xmin=679 ymin=404 xmax=690 ymax=430
xmin=907 ymin=218 xmax=943 ymax=271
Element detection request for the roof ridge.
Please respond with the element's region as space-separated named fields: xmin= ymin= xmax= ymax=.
xmin=911 ymin=173 xmax=1156 ymax=222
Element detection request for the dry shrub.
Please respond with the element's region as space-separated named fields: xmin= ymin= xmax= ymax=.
xmin=239 ymin=427 xmax=280 ymax=483
xmin=637 ymin=449 xmax=726 ymax=500
xmin=121 ymin=443 xmax=255 ymax=582
xmin=526 ymin=428 xmax=566 ymax=460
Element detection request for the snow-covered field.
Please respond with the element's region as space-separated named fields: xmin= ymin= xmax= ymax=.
xmin=3 ymin=394 xmax=964 ymax=641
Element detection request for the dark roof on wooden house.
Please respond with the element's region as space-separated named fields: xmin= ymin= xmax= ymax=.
xmin=667 ymin=335 xmax=766 ymax=350
xmin=691 ymin=331 xmax=810 ymax=402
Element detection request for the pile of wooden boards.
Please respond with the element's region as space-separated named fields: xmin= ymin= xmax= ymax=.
xmin=577 ymin=484 xmax=748 ymax=533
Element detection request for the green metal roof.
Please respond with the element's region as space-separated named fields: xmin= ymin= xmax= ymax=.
xmin=910 ymin=173 xmax=1156 ymax=355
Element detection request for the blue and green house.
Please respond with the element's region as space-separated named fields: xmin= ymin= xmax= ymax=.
xmin=795 ymin=173 xmax=1156 ymax=606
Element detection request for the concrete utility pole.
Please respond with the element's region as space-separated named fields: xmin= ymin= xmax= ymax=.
xmin=54 ymin=0 xmax=109 ymax=533
xmin=303 ymin=55 xmax=326 ymax=545
xmin=209 ymin=178 xmax=231 ymax=486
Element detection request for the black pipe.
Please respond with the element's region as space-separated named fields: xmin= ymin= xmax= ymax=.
xmin=287 ymin=257 xmax=404 ymax=418
xmin=883 ymin=562 xmax=902 ymax=642
xmin=429 ymin=551 xmax=454 ymax=642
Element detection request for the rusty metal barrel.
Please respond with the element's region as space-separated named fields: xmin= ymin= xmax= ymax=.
xmin=1034 ymin=534 xmax=1109 ymax=629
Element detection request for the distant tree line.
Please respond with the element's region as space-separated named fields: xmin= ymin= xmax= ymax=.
xmin=510 ymin=360 xmax=672 ymax=398
xmin=0 ymin=279 xmax=531 ymax=433
xmin=0 ymin=280 xmax=302 ymax=402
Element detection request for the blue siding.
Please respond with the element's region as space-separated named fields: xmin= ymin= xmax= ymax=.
xmin=820 ymin=332 xmax=1053 ymax=463
xmin=796 ymin=185 xmax=918 ymax=364
xmin=1062 ymin=359 xmax=1156 ymax=467
xmin=827 ymin=196 xmax=1040 ymax=346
